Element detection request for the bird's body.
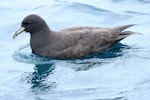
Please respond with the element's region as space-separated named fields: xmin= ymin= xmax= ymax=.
xmin=13 ymin=14 xmax=136 ymax=59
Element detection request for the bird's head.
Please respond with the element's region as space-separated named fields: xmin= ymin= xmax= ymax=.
xmin=13 ymin=14 xmax=48 ymax=39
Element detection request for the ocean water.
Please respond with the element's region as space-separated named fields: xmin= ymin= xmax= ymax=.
xmin=0 ymin=0 xmax=150 ymax=100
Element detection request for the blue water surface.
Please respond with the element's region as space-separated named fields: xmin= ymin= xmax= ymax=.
xmin=0 ymin=0 xmax=150 ymax=100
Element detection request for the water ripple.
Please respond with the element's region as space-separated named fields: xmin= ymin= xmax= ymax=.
xmin=12 ymin=43 xmax=132 ymax=66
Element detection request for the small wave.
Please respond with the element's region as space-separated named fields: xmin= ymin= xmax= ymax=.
xmin=55 ymin=0 xmax=123 ymax=16
xmin=47 ymin=86 xmax=127 ymax=100
xmin=137 ymin=0 xmax=150 ymax=3
xmin=12 ymin=44 xmax=53 ymax=64
xmin=67 ymin=2 xmax=110 ymax=13
xmin=124 ymin=11 xmax=147 ymax=15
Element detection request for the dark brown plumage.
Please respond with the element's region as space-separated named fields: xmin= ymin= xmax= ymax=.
xmin=13 ymin=14 xmax=136 ymax=59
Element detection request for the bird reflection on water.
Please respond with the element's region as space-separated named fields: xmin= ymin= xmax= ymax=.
xmin=29 ymin=63 xmax=56 ymax=93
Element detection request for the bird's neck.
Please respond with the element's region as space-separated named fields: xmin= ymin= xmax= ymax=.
xmin=30 ymin=29 xmax=53 ymax=55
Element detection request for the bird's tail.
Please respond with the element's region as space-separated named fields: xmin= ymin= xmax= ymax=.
xmin=117 ymin=31 xmax=135 ymax=41
xmin=114 ymin=24 xmax=136 ymax=32
xmin=113 ymin=24 xmax=139 ymax=41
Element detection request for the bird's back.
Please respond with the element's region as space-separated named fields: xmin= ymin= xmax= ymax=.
xmin=44 ymin=24 xmax=135 ymax=59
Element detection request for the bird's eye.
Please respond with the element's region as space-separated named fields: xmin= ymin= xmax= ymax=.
xmin=23 ymin=21 xmax=32 ymax=25
xmin=28 ymin=21 xmax=32 ymax=24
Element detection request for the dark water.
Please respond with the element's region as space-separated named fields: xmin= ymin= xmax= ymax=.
xmin=0 ymin=0 xmax=150 ymax=100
